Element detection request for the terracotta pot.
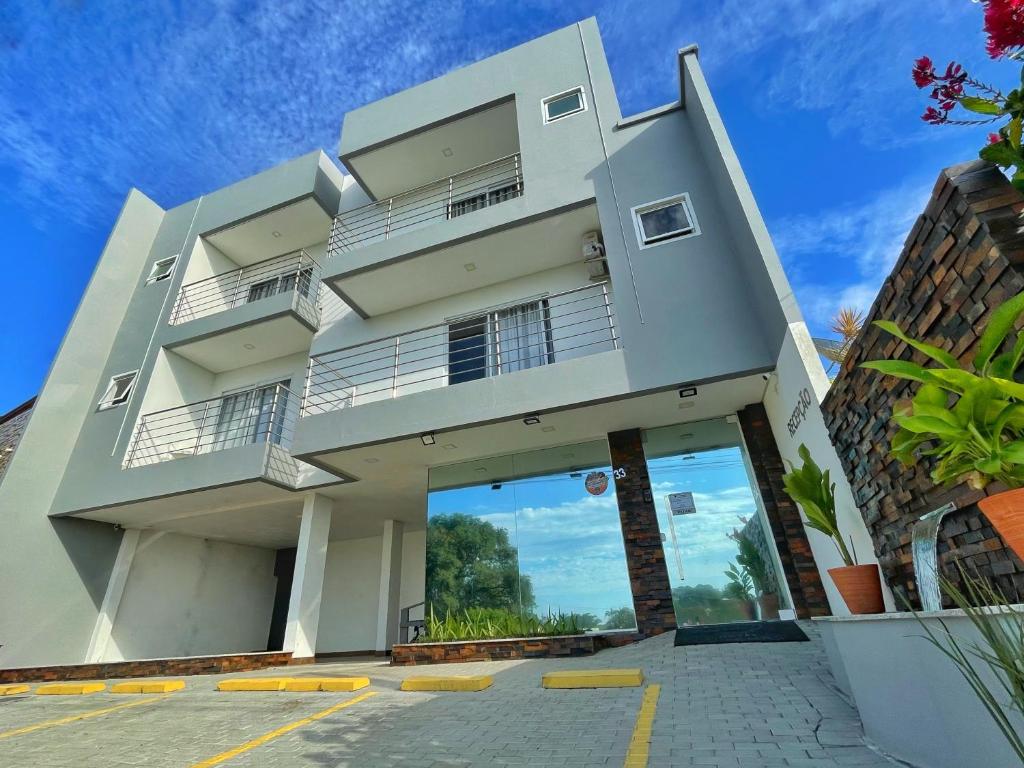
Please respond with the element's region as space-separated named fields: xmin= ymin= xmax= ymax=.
xmin=828 ymin=564 xmax=884 ymax=614
xmin=978 ymin=487 xmax=1024 ymax=560
xmin=757 ymin=592 xmax=780 ymax=620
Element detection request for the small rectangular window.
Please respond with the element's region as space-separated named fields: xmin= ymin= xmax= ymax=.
xmin=542 ymin=87 xmax=587 ymax=123
xmin=631 ymin=194 xmax=700 ymax=249
xmin=98 ymin=371 xmax=138 ymax=410
xmin=147 ymin=256 xmax=177 ymax=284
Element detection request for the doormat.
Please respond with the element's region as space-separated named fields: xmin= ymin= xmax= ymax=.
xmin=674 ymin=621 xmax=809 ymax=646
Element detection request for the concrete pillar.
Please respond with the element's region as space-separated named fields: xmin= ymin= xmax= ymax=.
xmin=607 ymin=428 xmax=677 ymax=637
xmin=375 ymin=519 xmax=404 ymax=652
xmin=85 ymin=528 xmax=141 ymax=663
xmin=283 ymin=493 xmax=332 ymax=658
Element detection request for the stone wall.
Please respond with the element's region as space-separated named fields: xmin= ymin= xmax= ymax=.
xmin=822 ymin=160 xmax=1024 ymax=607
xmin=738 ymin=404 xmax=831 ymax=617
xmin=0 ymin=397 xmax=34 ymax=483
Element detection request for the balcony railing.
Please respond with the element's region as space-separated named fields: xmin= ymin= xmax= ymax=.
xmin=302 ymin=282 xmax=617 ymax=416
xmin=125 ymin=382 xmax=296 ymax=469
xmin=328 ymin=153 xmax=523 ymax=255
xmin=169 ymin=250 xmax=322 ymax=326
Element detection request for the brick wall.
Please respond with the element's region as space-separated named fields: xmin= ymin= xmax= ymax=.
xmin=738 ymin=404 xmax=831 ymax=618
xmin=0 ymin=397 xmax=34 ymax=483
xmin=607 ymin=428 xmax=677 ymax=636
xmin=822 ymin=160 xmax=1024 ymax=607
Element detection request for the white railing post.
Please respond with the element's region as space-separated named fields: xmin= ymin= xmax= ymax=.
xmin=194 ymin=402 xmax=211 ymax=456
xmin=392 ymin=337 xmax=401 ymax=399
xmin=492 ymin=314 xmax=502 ymax=376
xmin=447 ymin=176 xmax=454 ymax=218
xmin=385 ymin=198 xmax=394 ymax=240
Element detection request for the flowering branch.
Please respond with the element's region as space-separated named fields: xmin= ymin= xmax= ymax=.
xmin=914 ymin=1 xmax=1024 ymax=191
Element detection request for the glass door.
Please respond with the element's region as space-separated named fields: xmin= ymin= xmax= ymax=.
xmin=643 ymin=419 xmax=790 ymax=626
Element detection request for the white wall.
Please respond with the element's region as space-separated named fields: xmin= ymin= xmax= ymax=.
xmin=105 ymin=530 xmax=276 ymax=660
xmin=762 ymin=323 xmax=894 ymax=613
xmin=317 ymin=529 xmax=426 ymax=653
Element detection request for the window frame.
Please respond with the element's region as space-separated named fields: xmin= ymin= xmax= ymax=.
xmin=146 ymin=256 xmax=178 ymax=285
xmin=97 ymin=370 xmax=139 ymax=411
xmin=630 ymin=193 xmax=701 ymax=250
xmin=541 ymin=86 xmax=588 ymax=124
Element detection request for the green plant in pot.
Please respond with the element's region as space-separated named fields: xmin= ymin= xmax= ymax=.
xmin=723 ymin=562 xmax=757 ymax=620
xmin=861 ymin=292 xmax=1024 ymax=561
xmin=782 ymin=444 xmax=884 ymax=614
xmin=729 ymin=528 xmax=780 ymax=619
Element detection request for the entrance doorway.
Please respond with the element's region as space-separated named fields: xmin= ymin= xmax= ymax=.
xmin=642 ymin=418 xmax=792 ymax=627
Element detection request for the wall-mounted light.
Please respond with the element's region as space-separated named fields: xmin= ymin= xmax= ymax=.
xmin=420 ymin=432 xmax=436 ymax=446
xmin=490 ymin=482 xmax=503 ymax=491
xmin=523 ymin=414 xmax=541 ymax=425
xmin=678 ymin=386 xmax=697 ymax=398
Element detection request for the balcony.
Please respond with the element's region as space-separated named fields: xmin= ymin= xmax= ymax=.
xmin=302 ymin=282 xmax=617 ymax=417
xmin=125 ymin=382 xmax=296 ymax=469
xmin=329 ymin=154 xmax=523 ymax=255
xmin=163 ymin=250 xmax=323 ymax=372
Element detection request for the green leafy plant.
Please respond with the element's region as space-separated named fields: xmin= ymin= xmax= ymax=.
xmin=723 ymin=562 xmax=755 ymax=603
xmin=781 ymin=444 xmax=856 ymax=567
xmin=861 ymin=293 xmax=1024 ymax=490
xmin=417 ymin=606 xmax=583 ymax=643
xmin=729 ymin=529 xmax=776 ymax=596
xmin=910 ymin=569 xmax=1024 ymax=760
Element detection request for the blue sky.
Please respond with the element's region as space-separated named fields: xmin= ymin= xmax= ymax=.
xmin=0 ymin=0 xmax=1011 ymax=413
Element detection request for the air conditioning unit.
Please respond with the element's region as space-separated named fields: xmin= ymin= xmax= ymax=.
xmin=582 ymin=231 xmax=609 ymax=281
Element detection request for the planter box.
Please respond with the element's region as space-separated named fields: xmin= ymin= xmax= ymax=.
xmin=390 ymin=631 xmax=637 ymax=666
xmin=815 ymin=609 xmax=1024 ymax=768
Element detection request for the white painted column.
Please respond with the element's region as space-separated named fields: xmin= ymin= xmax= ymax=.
xmin=85 ymin=528 xmax=141 ymax=663
xmin=283 ymin=493 xmax=332 ymax=658
xmin=375 ymin=519 xmax=404 ymax=652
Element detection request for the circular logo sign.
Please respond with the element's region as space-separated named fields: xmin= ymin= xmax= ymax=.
xmin=585 ymin=471 xmax=609 ymax=496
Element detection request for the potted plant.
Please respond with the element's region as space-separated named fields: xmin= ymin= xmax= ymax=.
xmin=723 ymin=562 xmax=757 ymax=620
xmin=730 ymin=529 xmax=780 ymax=619
xmin=782 ymin=444 xmax=884 ymax=614
xmin=862 ymin=292 xmax=1024 ymax=559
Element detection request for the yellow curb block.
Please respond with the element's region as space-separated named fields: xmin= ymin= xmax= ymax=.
xmin=282 ymin=677 xmax=370 ymax=692
xmin=624 ymin=684 xmax=661 ymax=768
xmin=542 ymin=669 xmax=644 ymax=689
xmin=110 ymin=680 xmax=185 ymax=694
xmin=0 ymin=685 xmax=30 ymax=696
xmin=217 ymin=679 xmax=288 ymax=692
xmin=35 ymin=683 xmax=106 ymax=695
xmin=400 ymin=675 xmax=493 ymax=692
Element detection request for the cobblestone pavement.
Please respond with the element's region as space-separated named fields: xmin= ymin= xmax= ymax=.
xmin=0 ymin=625 xmax=899 ymax=767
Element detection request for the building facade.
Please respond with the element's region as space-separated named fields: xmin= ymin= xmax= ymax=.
xmin=0 ymin=19 xmax=881 ymax=670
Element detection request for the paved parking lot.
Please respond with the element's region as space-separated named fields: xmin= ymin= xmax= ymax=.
xmin=0 ymin=627 xmax=897 ymax=767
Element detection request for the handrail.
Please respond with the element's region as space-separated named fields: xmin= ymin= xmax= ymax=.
xmin=124 ymin=382 xmax=298 ymax=469
xmin=328 ymin=153 xmax=523 ymax=255
xmin=169 ymin=249 xmax=322 ymax=326
xmin=302 ymin=282 xmax=618 ymax=417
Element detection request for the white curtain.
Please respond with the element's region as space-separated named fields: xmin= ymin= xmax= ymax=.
xmin=213 ymin=382 xmax=289 ymax=451
xmin=494 ymin=301 xmax=550 ymax=374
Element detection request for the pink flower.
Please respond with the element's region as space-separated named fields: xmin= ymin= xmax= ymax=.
xmin=984 ymin=0 xmax=1024 ymax=58
xmin=922 ymin=106 xmax=948 ymax=125
xmin=912 ymin=56 xmax=936 ymax=87
xmin=990 ymin=133 xmax=1003 ymax=144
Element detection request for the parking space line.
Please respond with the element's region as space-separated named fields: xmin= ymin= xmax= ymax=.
xmin=0 ymin=694 xmax=169 ymax=741
xmin=624 ymin=684 xmax=661 ymax=768
xmin=190 ymin=690 xmax=378 ymax=767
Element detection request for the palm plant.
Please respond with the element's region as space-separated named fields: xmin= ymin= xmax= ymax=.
xmin=723 ymin=562 xmax=755 ymax=602
xmin=814 ymin=306 xmax=865 ymax=375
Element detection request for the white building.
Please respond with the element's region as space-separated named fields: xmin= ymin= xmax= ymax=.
xmin=0 ymin=19 xmax=878 ymax=670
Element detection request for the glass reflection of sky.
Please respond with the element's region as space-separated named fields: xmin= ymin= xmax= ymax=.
xmin=427 ymin=445 xmax=760 ymax=617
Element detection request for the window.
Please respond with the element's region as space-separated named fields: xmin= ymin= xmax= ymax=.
xmin=446 ymin=300 xmax=553 ymax=385
xmin=214 ymin=381 xmax=290 ymax=450
xmin=146 ymin=256 xmax=177 ymax=284
xmin=446 ymin=182 xmax=521 ymax=220
xmin=542 ymin=87 xmax=587 ymax=123
xmin=97 ymin=371 xmax=138 ymax=410
xmin=631 ymin=194 xmax=700 ymax=249
xmin=245 ymin=268 xmax=314 ymax=304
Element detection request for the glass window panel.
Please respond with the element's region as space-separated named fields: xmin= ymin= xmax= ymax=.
xmin=447 ymin=316 xmax=489 ymax=384
xmin=545 ymin=90 xmax=583 ymax=121
xmin=638 ymin=201 xmax=692 ymax=243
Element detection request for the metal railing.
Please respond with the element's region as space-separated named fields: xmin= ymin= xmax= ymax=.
xmin=328 ymin=153 xmax=523 ymax=255
xmin=302 ymin=282 xmax=617 ymax=417
xmin=125 ymin=382 xmax=297 ymax=469
xmin=169 ymin=250 xmax=322 ymax=326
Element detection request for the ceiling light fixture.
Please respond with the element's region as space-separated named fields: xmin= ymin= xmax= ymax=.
xmin=541 ymin=425 xmax=556 ymax=433
xmin=441 ymin=443 xmax=457 ymax=450
xmin=678 ymin=386 xmax=697 ymax=398
xmin=523 ymin=414 xmax=541 ymax=425
xmin=420 ymin=432 xmax=436 ymax=446
xmin=364 ymin=457 xmax=380 ymax=464
xmin=442 ymin=147 xmax=453 ymax=157
xmin=272 ymin=230 xmax=282 ymax=238
xmin=490 ymin=482 xmax=502 ymax=491
xmin=678 ymin=401 xmax=695 ymax=410
xmin=243 ymin=343 xmax=256 ymax=350
xmin=464 ymin=263 xmax=477 ymax=272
